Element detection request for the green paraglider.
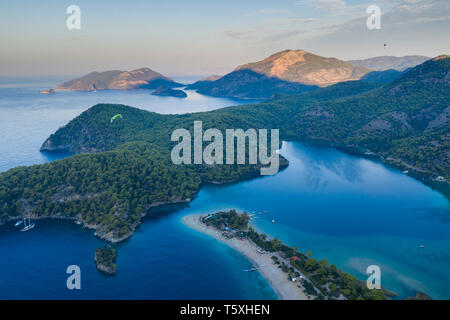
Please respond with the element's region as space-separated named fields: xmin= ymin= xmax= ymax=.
xmin=110 ymin=114 xmax=123 ymax=123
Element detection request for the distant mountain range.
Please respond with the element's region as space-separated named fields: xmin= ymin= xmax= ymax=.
xmin=187 ymin=49 xmax=371 ymax=99
xmin=56 ymin=68 xmax=183 ymax=91
xmin=56 ymin=52 xmax=433 ymax=100
xmin=348 ymin=56 xmax=429 ymax=71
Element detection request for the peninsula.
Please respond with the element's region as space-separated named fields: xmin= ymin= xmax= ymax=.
xmin=94 ymin=246 xmax=117 ymax=275
xmin=183 ymin=210 xmax=395 ymax=300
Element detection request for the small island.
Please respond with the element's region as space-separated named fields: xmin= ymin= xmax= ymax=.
xmin=94 ymin=246 xmax=117 ymax=275
xmin=151 ymin=86 xmax=187 ymax=98
xmin=40 ymin=88 xmax=55 ymax=94
xmin=184 ymin=210 xmax=397 ymax=300
xmin=404 ymin=292 xmax=432 ymax=300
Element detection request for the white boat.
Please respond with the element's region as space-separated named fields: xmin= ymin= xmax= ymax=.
xmin=15 ymin=219 xmax=23 ymax=227
xmin=20 ymin=217 xmax=35 ymax=232
xmin=243 ymin=266 xmax=260 ymax=272
xmin=402 ymin=170 xmax=409 ymax=174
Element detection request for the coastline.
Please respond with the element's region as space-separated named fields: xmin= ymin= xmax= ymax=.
xmin=182 ymin=214 xmax=311 ymax=300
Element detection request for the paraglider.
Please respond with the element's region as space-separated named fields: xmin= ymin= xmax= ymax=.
xmin=110 ymin=114 xmax=123 ymax=123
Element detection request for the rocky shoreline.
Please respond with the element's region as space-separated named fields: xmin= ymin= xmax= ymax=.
xmin=94 ymin=247 xmax=117 ymax=275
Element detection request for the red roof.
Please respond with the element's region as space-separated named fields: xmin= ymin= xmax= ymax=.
xmin=290 ymin=256 xmax=300 ymax=262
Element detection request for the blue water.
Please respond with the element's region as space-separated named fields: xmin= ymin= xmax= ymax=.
xmin=0 ymin=77 xmax=259 ymax=172
xmin=0 ymin=79 xmax=449 ymax=299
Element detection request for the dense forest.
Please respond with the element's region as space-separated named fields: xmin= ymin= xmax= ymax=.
xmin=0 ymin=56 xmax=448 ymax=241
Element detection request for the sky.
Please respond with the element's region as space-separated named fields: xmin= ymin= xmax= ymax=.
xmin=0 ymin=0 xmax=449 ymax=77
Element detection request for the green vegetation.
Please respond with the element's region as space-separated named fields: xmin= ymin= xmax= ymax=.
xmin=202 ymin=210 xmax=250 ymax=231
xmin=0 ymin=56 xmax=448 ymax=241
xmin=194 ymin=50 xmax=372 ymax=99
xmin=0 ymin=142 xmax=270 ymax=240
xmin=206 ymin=210 xmax=396 ymax=300
xmin=95 ymin=246 xmax=117 ymax=274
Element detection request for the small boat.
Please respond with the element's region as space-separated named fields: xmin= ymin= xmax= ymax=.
xmin=272 ymin=220 xmax=275 ymax=223
xmin=15 ymin=220 xmax=23 ymax=227
xmin=419 ymin=245 xmax=425 ymax=248
xmin=21 ymin=224 xmax=35 ymax=232
xmin=20 ymin=217 xmax=35 ymax=232
xmin=40 ymin=88 xmax=55 ymax=94
xmin=402 ymin=170 xmax=409 ymax=174
xmin=243 ymin=266 xmax=260 ymax=272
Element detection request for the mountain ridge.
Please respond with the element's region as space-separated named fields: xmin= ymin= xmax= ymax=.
xmin=192 ymin=49 xmax=372 ymax=99
xmin=348 ymin=55 xmax=429 ymax=71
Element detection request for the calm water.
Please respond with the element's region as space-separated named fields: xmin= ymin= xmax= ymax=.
xmin=186 ymin=142 xmax=450 ymax=299
xmin=0 ymin=79 xmax=449 ymax=299
xmin=0 ymin=77 xmax=258 ymax=172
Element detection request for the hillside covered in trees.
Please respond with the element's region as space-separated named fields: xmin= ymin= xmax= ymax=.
xmin=0 ymin=56 xmax=449 ymax=241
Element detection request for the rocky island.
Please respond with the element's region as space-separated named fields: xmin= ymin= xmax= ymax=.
xmin=95 ymin=246 xmax=117 ymax=275
xmin=56 ymin=68 xmax=183 ymax=91
xmin=151 ymin=86 xmax=187 ymax=98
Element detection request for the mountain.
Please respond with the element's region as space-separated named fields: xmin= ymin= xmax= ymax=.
xmin=41 ymin=55 xmax=449 ymax=183
xmin=348 ymin=55 xmax=429 ymax=71
xmin=193 ymin=49 xmax=371 ymax=99
xmin=360 ymin=69 xmax=403 ymax=84
xmin=56 ymin=68 xmax=183 ymax=91
xmin=194 ymin=69 xmax=318 ymax=100
xmin=200 ymin=75 xmax=222 ymax=82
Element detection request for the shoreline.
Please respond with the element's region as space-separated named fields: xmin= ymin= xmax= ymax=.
xmin=182 ymin=214 xmax=311 ymax=300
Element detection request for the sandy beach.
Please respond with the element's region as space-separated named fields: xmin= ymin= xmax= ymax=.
xmin=182 ymin=214 xmax=311 ymax=300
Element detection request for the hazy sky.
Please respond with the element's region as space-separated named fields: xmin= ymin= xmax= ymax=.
xmin=0 ymin=0 xmax=449 ymax=77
